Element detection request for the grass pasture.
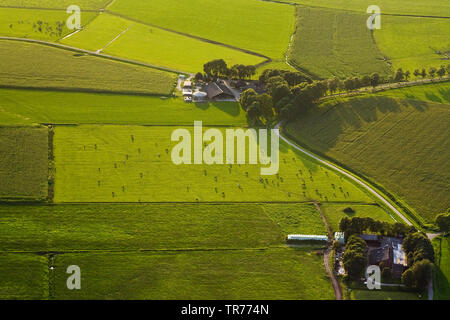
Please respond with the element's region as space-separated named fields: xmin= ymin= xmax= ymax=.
xmin=285 ymin=0 xmax=450 ymax=17
xmin=288 ymin=6 xmax=390 ymax=79
xmin=52 ymin=248 xmax=334 ymax=299
xmin=0 ymin=0 xmax=110 ymax=9
xmin=0 ymin=126 xmax=48 ymax=201
xmin=108 ymin=0 xmax=295 ymax=60
xmin=52 ymin=125 xmax=375 ymax=203
xmin=350 ymin=288 xmax=421 ymax=300
xmin=0 ymin=203 xmax=288 ymax=252
xmin=0 ymin=253 xmax=48 ymax=300
xmin=320 ymin=204 xmax=396 ymax=233
xmin=0 ymin=7 xmax=96 ymax=40
xmin=62 ymin=13 xmax=264 ymax=73
xmin=0 ymin=89 xmax=246 ymax=126
xmin=375 ymin=16 xmax=450 ymax=73
xmin=433 ymin=235 xmax=450 ymax=300
xmin=0 ymin=40 xmax=176 ymax=94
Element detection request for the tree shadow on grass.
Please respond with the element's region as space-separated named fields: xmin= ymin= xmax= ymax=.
xmin=193 ymin=101 xmax=242 ymax=118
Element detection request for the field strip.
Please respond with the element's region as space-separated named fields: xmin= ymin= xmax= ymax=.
xmin=96 ymin=25 xmax=133 ymax=54
xmin=0 ymin=36 xmax=191 ymax=75
xmin=275 ymin=123 xmax=414 ymax=227
xmin=60 ymin=29 xmax=82 ymax=40
xmin=103 ymin=11 xmax=272 ymax=65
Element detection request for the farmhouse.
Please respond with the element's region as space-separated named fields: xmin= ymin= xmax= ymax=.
xmin=205 ymin=80 xmax=235 ymax=100
xmin=363 ymin=235 xmax=408 ymax=278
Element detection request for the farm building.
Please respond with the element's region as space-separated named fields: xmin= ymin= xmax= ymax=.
xmin=364 ymin=235 xmax=407 ymax=278
xmin=287 ymin=234 xmax=328 ymax=242
xmin=183 ymin=80 xmax=192 ymax=89
xmin=193 ymin=91 xmax=207 ymax=102
xmin=205 ymin=80 xmax=235 ymax=100
xmin=334 ymin=232 xmax=345 ymax=245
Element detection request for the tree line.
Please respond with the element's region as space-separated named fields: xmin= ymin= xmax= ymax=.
xmin=195 ymin=59 xmax=257 ymax=82
xmin=239 ymin=64 xmax=450 ymax=125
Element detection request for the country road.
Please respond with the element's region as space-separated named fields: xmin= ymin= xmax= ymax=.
xmin=274 ymin=123 xmax=414 ymax=227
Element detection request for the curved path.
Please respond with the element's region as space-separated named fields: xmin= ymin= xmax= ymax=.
xmin=274 ymin=123 xmax=413 ymax=227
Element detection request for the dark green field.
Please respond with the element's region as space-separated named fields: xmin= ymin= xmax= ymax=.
xmin=0 ymin=126 xmax=48 ymax=201
xmin=286 ymin=83 xmax=450 ymax=223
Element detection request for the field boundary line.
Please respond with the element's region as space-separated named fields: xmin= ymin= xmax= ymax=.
xmin=0 ymin=36 xmax=191 ymax=75
xmin=96 ymin=24 xmax=133 ymax=54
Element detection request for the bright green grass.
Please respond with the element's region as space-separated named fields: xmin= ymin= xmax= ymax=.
xmin=52 ymin=125 xmax=374 ymax=203
xmin=0 ymin=253 xmax=48 ymax=300
xmin=285 ymin=91 xmax=450 ymax=222
xmin=0 ymin=40 xmax=176 ymax=94
xmin=350 ymin=288 xmax=421 ymax=300
xmin=433 ymin=235 xmax=450 ymax=300
xmin=288 ymin=6 xmax=390 ymax=79
xmin=62 ymin=13 xmax=264 ymax=73
xmin=0 ymin=0 xmax=110 ymax=9
xmin=52 ymin=248 xmax=334 ymax=299
xmin=0 ymin=203 xmax=290 ymax=252
xmin=109 ymin=0 xmax=295 ymax=60
xmin=0 ymin=89 xmax=246 ymax=126
xmin=375 ymin=16 xmax=450 ymax=73
xmin=0 ymin=8 xmax=97 ymax=40
xmin=320 ymin=204 xmax=396 ymax=233
xmin=376 ymin=81 xmax=450 ymax=104
xmin=0 ymin=126 xmax=48 ymax=201
xmin=263 ymin=203 xmax=327 ymax=235
xmin=286 ymin=0 xmax=450 ymax=17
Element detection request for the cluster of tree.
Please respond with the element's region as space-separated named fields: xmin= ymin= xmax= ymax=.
xmin=339 ymin=216 xmax=416 ymax=240
xmin=195 ymin=59 xmax=256 ymax=82
xmin=342 ymin=235 xmax=367 ymax=280
xmin=240 ymin=90 xmax=274 ymax=125
xmin=401 ymin=232 xmax=435 ymax=290
xmin=435 ymin=211 xmax=450 ymax=233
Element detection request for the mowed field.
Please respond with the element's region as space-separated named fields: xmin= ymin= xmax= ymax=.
xmin=0 ymin=0 xmax=110 ymax=9
xmin=375 ymin=16 xmax=450 ymax=73
xmin=52 ymin=125 xmax=375 ymax=203
xmin=0 ymin=203 xmax=333 ymax=299
xmin=62 ymin=13 xmax=265 ymax=73
xmin=288 ymin=6 xmax=390 ymax=78
xmin=51 ymin=249 xmax=334 ymax=300
xmin=0 ymin=89 xmax=247 ymax=126
xmin=0 ymin=40 xmax=176 ymax=94
xmin=285 ymin=83 xmax=450 ymax=223
xmin=0 ymin=126 xmax=48 ymax=201
xmin=108 ymin=0 xmax=295 ymax=60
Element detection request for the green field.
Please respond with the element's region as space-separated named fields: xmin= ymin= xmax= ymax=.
xmin=62 ymin=13 xmax=264 ymax=73
xmin=350 ymin=288 xmax=421 ymax=300
xmin=108 ymin=0 xmax=295 ymax=61
xmin=52 ymin=248 xmax=334 ymax=299
xmin=286 ymin=84 xmax=450 ymax=222
xmin=286 ymin=0 xmax=450 ymax=17
xmin=0 ymin=253 xmax=48 ymax=300
xmin=320 ymin=204 xmax=396 ymax=233
xmin=263 ymin=203 xmax=327 ymax=235
xmin=433 ymin=235 xmax=450 ymax=300
xmin=0 ymin=89 xmax=247 ymax=126
xmin=0 ymin=126 xmax=48 ymax=201
xmin=288 ymin=6 xmax=390 ymax=79
xmin=53 ymin=125 xmax=375 ymax=203
xmin=0 ymin=8 xmax=91 ymax=41
xmin=0 ymin=203 xmax=288 ymax=251
xmin=375 ymin=16 xmax=450 ymax=73
xmin=0 ymin=0 xmax=110 ymax=9
xmin=0 ymin=40 xmax=176 ymax=94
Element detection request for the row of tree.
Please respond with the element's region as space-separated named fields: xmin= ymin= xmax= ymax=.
xmin=196 ymin=59 xmax=257 ymax=82
xmin=339 ymin=216 xmax=416 ymax=240
xmin=401 ymin=232 xmax=435 ymax=291
xmin=435 ymin=212 xmax=450 ymax=233
xmin=342 ymin=235 xmax=367 ymax=281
